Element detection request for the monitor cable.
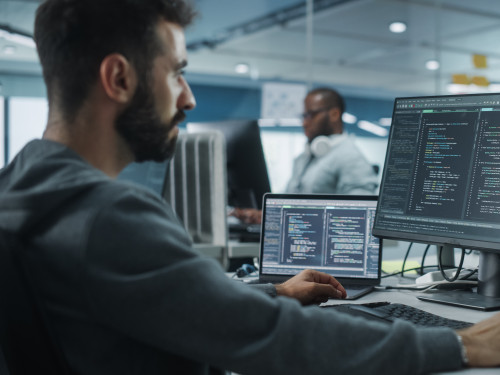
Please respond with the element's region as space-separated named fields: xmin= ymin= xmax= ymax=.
xmin=401 ymin=242 xmax=414 ymax=277
xmin=419 ymin=244 xmax=431 ymax=276
xmin=438 ymin=246 xmax=466 ymax=282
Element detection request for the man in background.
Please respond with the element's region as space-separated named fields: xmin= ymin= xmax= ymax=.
xmin=232 ymin=87 xmax=378 ymax=224
xmin=1 ymin=0 xmax=500 ymax=374
xmin=286 ymin=87 xmax=378 ymax=194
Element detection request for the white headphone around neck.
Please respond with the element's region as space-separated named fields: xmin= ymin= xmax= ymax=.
xmin=309 ymin=134 xmax=346 ymax=158
xmin=309 ymin=136 xmax=333 ymax=158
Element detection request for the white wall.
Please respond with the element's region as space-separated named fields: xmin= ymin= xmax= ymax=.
xmin=261 ymin=131 xmax=306 ymax=193
xmin=8 ymin=97 xmax=48 ymax=161
xmin=353 ymin=136 xmax=388 ymax=189
xmin=0 ymin=98 xmax=4 ymax=167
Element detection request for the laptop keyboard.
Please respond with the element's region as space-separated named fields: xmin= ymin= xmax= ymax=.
xmin=324 ymin=301 xmax=473 ymax=329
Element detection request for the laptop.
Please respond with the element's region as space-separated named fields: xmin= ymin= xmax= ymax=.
xmin=256 ymin=193 xmax=382 ymax=300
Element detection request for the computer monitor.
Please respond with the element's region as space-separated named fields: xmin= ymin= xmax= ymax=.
xmin=117 ymin=160 xmax=170 ymax=197
xmin=373 ymin=93 xmax=500 ymax=310
xmin=187 ymin=120 xmax=271 ymax=209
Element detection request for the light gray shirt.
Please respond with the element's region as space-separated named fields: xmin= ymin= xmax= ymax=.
xmin=286 ymin=134 xmax=378 ymax=194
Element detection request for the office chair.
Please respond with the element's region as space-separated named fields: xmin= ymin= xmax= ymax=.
xmin=0 ymin=233 xmax=70 ymax=375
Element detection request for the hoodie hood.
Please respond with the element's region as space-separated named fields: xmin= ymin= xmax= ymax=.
xmin=0 ymin=139 xmax=109 ymax=235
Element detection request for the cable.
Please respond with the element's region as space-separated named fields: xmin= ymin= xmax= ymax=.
xmin=459 ymin=267 xmax=478 ymax=280
xmin=401 ymin=242 xmax=413 ymax=277
xmin=420 ymin=244 xmax=431 ymax=276
xmin=438 ymin=246 xmax=466 ymax=282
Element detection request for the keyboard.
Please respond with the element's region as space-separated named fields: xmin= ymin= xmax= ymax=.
xmin=324 ymin=301 xmax=473 ymax=329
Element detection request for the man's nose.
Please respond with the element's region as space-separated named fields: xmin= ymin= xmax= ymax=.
xmin=179 ymin=76 xmax=196 ymax=111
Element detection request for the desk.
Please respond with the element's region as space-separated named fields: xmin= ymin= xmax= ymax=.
xmin=321 ymin=276 xmax=499 ymax=375
xmin=232 ymin=272 xmax=499 ymax=374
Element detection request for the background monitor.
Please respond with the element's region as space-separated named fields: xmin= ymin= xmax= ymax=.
xmin=117 ymin=160 xmax=170 ymax=197
xmin=187 ymin=120 xmax=271 ymax=209
xmin=373 ymin=93 xmax=500 ymax=310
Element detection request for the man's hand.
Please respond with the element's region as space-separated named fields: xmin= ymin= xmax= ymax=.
xmin=457 ymin=312 xmax=500 ymax=368
xmin=229 ymin=208 xmax=262 ymax=225
xmin=275 ymin=269 xmax=347 ymax=305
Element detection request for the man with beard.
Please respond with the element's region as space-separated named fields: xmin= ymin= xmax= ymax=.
xmin=1 ymin=0 xmax=500 ymax=374
xmin=286 ymin=87 xmax=378 ymax=195
xmin=231 ymin=88 xmax=378 ymax=225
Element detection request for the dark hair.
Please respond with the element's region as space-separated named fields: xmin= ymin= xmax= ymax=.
xmin=34 ymin=0 xmax=196 ymax=121
xmin=308 ymin=87 xmax=345 ymax=115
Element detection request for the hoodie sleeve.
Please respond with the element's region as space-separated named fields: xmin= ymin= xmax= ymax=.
xmin=82 ymin=187 xmax=463 ymax=375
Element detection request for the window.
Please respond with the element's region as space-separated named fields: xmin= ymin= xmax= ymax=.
xmin=0 ymin=97 xmax=4 ymax=167
xmin=8 ymin=97 xmax=48 ymax=162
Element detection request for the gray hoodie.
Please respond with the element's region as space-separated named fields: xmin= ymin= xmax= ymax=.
xmin=0 ymin=139 xmax=463 ymax=375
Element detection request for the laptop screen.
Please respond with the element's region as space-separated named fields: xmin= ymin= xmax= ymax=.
xmin=259 ymin=194 xmax=381 ymax=282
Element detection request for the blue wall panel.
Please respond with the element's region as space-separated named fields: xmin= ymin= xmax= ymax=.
xmin=187 ymin=84 xmax=261 ymax=123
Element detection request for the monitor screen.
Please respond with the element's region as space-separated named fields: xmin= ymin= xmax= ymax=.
xmin=117 ymin=160 xmax=170 ymax=197
xmin=260 ymin=194 xmax=381 ymax=282
xmin=373 ymin=93 xmax=500 ymax=308
xmin=187 ymin=120 xmax=271 ymax=209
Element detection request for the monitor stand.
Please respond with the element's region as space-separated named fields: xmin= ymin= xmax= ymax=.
xmin=418 ymin=251 xmax=500 ymax=311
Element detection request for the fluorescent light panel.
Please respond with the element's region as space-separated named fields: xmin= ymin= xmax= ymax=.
xmin=0 ymin=29 xmax=35 ymax=48
xmin=389 ymin=21 xmax=407 ymax=33
xmin=357 ymin=120 xmax=389 ymax=137
xmin=342 ymin=112 xmax=357 ymax=124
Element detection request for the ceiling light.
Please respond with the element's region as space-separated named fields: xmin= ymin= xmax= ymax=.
xmin=379 ymin=117 xmax=392 ymax=126
xmin=389 ymin=21 xmax=407 ymax=34
xmin=2 ymin=45 xmax=16 ymax=55
xmin=425 ymin=60 xmax=440 ymax=70
xmin=235 ymin=63 xmax=250 ymax=74
xmin=342 ymin=112 xmax=357 ymax=124
xmin=357 ymin=121 xmax=389 ymax=137
xmin=0 ymin=25 xmax=36 ymax=48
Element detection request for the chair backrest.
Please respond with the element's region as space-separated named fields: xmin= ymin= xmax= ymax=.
xmin=163 ymin=131 xmax=229 ymax=269
xmin=0 ymin=233 xmax=69 ymax=375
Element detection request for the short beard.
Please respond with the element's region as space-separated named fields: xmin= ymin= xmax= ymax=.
xmin=115 ymin=80 xmax=185 ymax=162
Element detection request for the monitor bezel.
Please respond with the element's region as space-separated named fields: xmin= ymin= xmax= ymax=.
xmin=372 ymin=92 xmax=500 ymax=255
xmin=259 ymin=193 xmax=382 ymax=285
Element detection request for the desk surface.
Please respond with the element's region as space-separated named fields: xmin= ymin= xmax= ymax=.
xmin=321 ymin=276 xmax=499 ymax=375
xmin=232 ymin=273 xmax=499 ymax=375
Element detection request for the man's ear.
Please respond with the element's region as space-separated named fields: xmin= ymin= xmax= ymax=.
xmin=328 ymin=107 xmax=341 ymax=124
xmin=99 ymin=54 xmax=136 ymax=103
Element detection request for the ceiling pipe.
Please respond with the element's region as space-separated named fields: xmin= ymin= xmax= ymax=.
xmin=433 ymin=0 xmax=442 ymax=95
xmin=187 ymin=0 xmax=359 ymax=51
xmin=306 ymin=0 xmax=314 ymax=90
